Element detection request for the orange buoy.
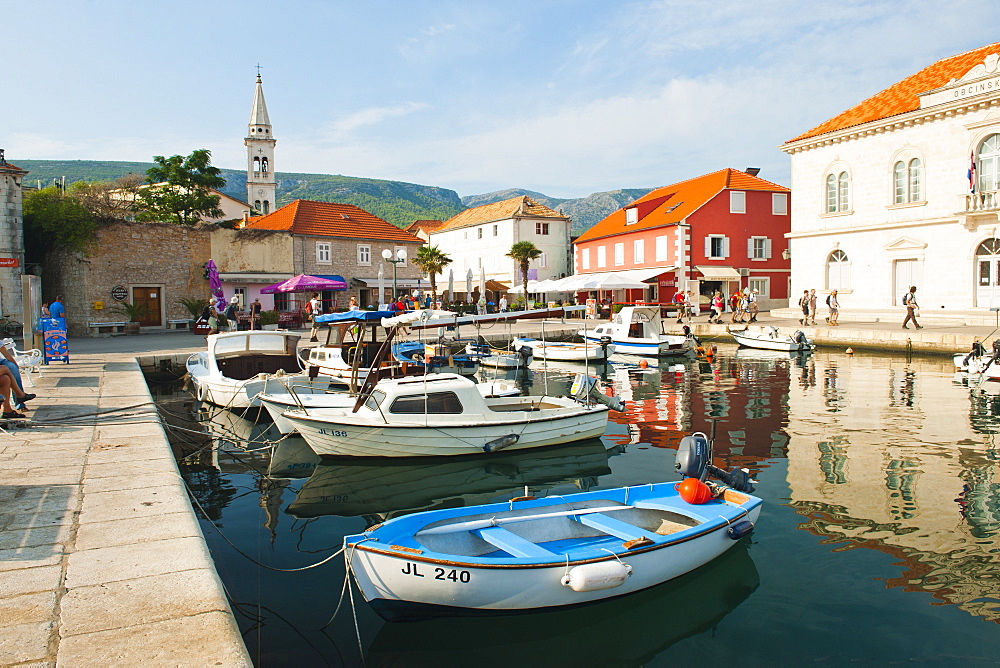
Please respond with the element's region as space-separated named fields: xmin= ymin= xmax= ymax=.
xmin=678 ymin=477 xmax=713 ymax=504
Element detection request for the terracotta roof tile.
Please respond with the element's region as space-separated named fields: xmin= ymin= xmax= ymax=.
xmin=789 ymin=42 xmax=1000 ymax=143
xmin=245 ymin=199 xmax=423 ymax=243
xmin=575 ymin=169 xmax=788 ymax=243
xmin=405 ymin=219 xmax=444 ymax=233
xmin=0 ymin=161 xmax=25 ymax=172
xmin=435 ymin=196 xmax=567 ymax=233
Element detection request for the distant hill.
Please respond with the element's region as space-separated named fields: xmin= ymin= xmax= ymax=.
xmin=14 ymin=159 xmax=652 ymax=233
xmin=461 ymin=187 xmax=654 ymax=234
xmin=14 ymin=159 xmax=464 ymax=228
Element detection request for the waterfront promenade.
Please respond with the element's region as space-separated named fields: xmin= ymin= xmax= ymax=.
xmin=0 ymin=309 xmax=991 ymax=664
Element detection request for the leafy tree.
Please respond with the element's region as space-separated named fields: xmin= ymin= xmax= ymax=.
xmin=506 ymin=241 xmax=542 ymax=303
xmin=22 ymin=186 xmax=98 ymax=262
xmin=412 ymin=245 xmax=453 ymax=305
xmin=137 ymin=149 xmax=226 ymax=225
xmin=70 ymin=173 xmax=145 ymax=222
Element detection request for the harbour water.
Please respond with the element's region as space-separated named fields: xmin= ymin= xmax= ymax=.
xmin=154 ymin=346 xmax=1000 ymax=666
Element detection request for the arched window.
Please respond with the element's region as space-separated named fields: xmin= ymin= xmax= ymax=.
xmin=252 ymin=156 xmax=261 ymax=174
xmin=261 ymin=157 xmax=269 ymax=174
xmin=838 ymin=172 xmax=849 ymax=211
xmin=893 ymin=158 xmax=923 ymax=203
xmin=893 ymin=161 xmax=906 ymax=203
xmin=977 ymin=134 xmax=1000 ymax=192
xmin=908 ymin=158 xmax=922 ymax=201
xmin=826 ymin=249 xmax=851 ymax=290
xmin=263 ymin=200 xmax=270 ymax=214
xmin=826 ymin=171 xmax=850 ymax=212
xmin=254 ymin=200 xmax=261 ymax=212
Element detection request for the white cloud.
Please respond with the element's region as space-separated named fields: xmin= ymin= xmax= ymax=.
xmin=324 ymin=102 xmax=431 ymax=137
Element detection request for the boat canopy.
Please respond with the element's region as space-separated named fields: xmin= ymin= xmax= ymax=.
xmin=315 ymin=309 xmax=395 ymax=323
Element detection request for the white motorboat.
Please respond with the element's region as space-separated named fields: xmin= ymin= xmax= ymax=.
xmin=342 ymin=432 xmax=761 ymax=620
xmin=579 ymin=305 xmax=695 ymax=356
xmin=954 ymin=342 xmax=992 ymax=374
xmin=729 ymin=325 xmax=813 ymax=352
xmin=186 ymin=331 xmax=330 ymax=409
xmin=260 ymin=379 xmax=521 ymax=434
xmin=464 ymin=341 xmax=533 ymax=369
xmin=282 ymin=372 xmax=619 ymax=458
xmin=513 ymin=337 xmax=615 ymax=362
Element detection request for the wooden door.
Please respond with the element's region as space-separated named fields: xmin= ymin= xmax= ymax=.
xmin=132 ymin=287 xmax=162 ymax=327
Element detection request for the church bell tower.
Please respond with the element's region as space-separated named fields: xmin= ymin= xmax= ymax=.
xmin=245 ymin=73 xmax=276 ymax=214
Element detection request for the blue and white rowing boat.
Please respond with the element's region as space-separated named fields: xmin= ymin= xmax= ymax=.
xmin=578 ymin=305 xmax=695 ymax=356
xmin=343 ymin=433 xmax=760 ymax=620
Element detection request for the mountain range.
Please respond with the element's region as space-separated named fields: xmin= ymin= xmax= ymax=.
xmin=13 ymin=159 xmax=652 ymax=234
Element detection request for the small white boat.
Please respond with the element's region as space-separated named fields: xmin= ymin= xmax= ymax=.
xmin=513 ymin=337 xmax=615 ymax=362
xmin=579 ymin=305 xmax=695 ymax=356
xmin=729 ymin=325 xmax=813 ymax=352
xmin=393 ymin=341 xmax=479 ymax=376
xmin=954 ymin=342 xmax=992 ymax=374
xmin=343 ymin=432 xmax=761 ymax=620
xmin=282 ymin=372 xmax=617 ymax=458
xmin=186 ymin=331 xmax=330 ymax=409
xmin=260 ymin=380 xmax=521 ymax=434
xmin=464 ymin=341 xmax=533 ymax=369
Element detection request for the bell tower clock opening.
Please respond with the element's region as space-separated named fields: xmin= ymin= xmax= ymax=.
xmin=245 ymin=69 xmax=276 ymax=215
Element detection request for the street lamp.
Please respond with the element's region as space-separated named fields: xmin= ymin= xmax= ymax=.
xmin=382 ymin=248 xmax=407 ymax=302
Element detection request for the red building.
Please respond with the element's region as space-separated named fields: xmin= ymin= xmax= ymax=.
xmin=573 ymin=168 xmax=791 ymax=310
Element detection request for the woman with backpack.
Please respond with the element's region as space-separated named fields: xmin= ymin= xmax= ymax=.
xmin=307 ymin=292 xmax=322 ymax=341
xmin=826 ymin=290 xmax=840 ymax=326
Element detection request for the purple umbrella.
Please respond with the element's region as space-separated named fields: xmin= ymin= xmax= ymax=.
xmin=259 ymin=274 xmax=348 ymax=294
xmin=206 ymin=259 xmax=225 ymax=311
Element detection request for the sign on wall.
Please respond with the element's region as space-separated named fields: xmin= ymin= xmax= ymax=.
xmin=0 ymin=258 xmax=19 ymax=268
xmin=111 ymin=285 xmax=128 ymax=302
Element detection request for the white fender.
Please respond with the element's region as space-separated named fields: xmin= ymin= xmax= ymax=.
xmin=560 ymin=560 xmax=633 ymax=592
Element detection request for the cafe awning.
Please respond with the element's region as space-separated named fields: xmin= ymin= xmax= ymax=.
xmin=219 ymin=272 xmax=293 ymax=284
xmin=695 ymin=266 xmax=742 ymax=281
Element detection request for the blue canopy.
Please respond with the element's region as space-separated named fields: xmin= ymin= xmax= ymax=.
xmin=314 ymin=309 xmax=394 ymax=323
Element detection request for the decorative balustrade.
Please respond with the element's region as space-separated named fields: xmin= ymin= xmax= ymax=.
xmin=966 ymin=190 xmax=1000 ymax=213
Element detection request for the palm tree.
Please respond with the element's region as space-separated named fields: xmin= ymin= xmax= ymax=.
xmin=506 ymin=241 xmax=542 ymax=306
xmin=413 ymin=245 xmax=453 ymax=306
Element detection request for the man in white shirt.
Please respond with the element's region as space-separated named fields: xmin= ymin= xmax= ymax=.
xmin=308 ymin=293 xmax=322 ymax=342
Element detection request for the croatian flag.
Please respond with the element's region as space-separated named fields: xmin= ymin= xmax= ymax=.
xmin=969 ymin=151 xmax=977 ymax=193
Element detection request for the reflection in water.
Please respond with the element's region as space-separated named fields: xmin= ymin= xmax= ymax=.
xmin=156 ymin=344 xmax=1000 ymax=664
xmin=367 ymin=543 xmax=759 ymax=667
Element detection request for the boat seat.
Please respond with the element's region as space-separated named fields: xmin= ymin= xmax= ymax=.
xmin=576 ymin=513 xmax=649 ymax=542
xmin=474 ymin=526 xmax=557 ymax=559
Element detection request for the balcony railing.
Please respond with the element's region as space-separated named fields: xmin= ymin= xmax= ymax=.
xmin=966 ymin=190 xmax=1000 ymax=213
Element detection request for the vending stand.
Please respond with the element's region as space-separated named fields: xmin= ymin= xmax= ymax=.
xmin=40 ymin=317 xmax=69 ymax=364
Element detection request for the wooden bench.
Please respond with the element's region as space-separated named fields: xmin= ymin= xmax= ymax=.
xmin=88 ymin=321 xmax=127 ymax=336
xmin=474 ymin=526 xmax=557 ymax=559
xmin=167 ymin=318 xmax=192 ymax=330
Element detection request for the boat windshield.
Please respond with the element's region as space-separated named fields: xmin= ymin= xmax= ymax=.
xmin=364 ymin=389 xmax=386 ymax=411
xmin=389 ymin=391 xmax=464 ymax=414
xmin=214 ymin=333 xmax=289 ymax=355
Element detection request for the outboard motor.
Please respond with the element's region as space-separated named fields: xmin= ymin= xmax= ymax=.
xmin=675 ymin=433 xmax=710 ymax=480
xmin=517 ymin=345 xmax=533 ymax=364
xmin=793 ymin=330 xmax=807 ymax=344
xmin=571 ymin=373 xmax=625 ymax=412
xmin=599 ymin=335 xmax=612 ymax=358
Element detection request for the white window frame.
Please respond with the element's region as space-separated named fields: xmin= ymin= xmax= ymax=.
xmin=539 ymin=252 xmax=548 ymax=269
xmin=772 ymin=193 xmax=787 ymax=215
xmin=613 ymin=243 xmax=625 ymax=266
xmin=748 ymin=277 xmax=769 ymax=297
xmin=394 ymin=246 xmax=408 ymax=267
xmin=748 ymin=236 xmax=771 ymax=260
xmin=827 ymin=249 xmax=851 ymax=291
xmin=633 ymin=239 xmax=644 ymax=264
xmin=705 ymin=235 xmax=729 ymax=260
xmin=581 ymin=248 xmax=591 ymax=270
xmin=655 ymin=236 xmax=668 ymax=262
xmin=625 ymin=207 xmax=638 ymax=224
xmin=730 ymin=191 xmax=746 ymax=214
xmin=535 ymin=222 xmax=549 ymax=235
xmin=316 ymin=242 xmax=331 ymax=264
xmin=357 ymin=244 xmax=371 ymax=266
xmin=597 ymin=246 xmax=607 ymax=268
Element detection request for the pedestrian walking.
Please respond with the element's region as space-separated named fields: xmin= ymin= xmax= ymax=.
xmin=250 ymin=298 xmax=262 ymax=329
xmin=673 ymin=289 xmax=686 ymax=323
xmin=747 ymin=289 xmax=759 ymax=322
xmin=307 ymin=292 xmax=322 ymax=341
xmin=902 ymin=286 xmax=922 ymax=329
xmin=729 ymin=290 xmax=742 ymax=323
xmin=826 ymin=290 xmax=840 ymax=325
xmin=224 ymin=296 xmax=240 ymax=332
xmin=808 ymin=289 xmax=818 ymax=325
xmin=686 ymin=291 xmax=697 ymax=322
xmin=798 ymin=290 xmax=810 ymax=325
xmin=710 ymin=291 xmax=724 ymax=324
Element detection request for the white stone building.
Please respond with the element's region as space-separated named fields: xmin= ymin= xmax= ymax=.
xmin=0 ymin=150 xmax=26 ymax=319
xmin=782 ymin=42 xmax=1000 ymax=313
xmin=428 ymin=196 xmax=571 ymax=292
xmin=245 ymin=73 xmax=276 ymax=215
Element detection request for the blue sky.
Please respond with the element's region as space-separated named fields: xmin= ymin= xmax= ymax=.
xmin=4 ymin=1 xmax=998 ymax=198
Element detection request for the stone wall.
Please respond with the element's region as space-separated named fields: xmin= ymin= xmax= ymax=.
xmin=46 ymin=221 xmax=212 ymax=336
xmin=0 ymin=164 xmax=26 ymax=321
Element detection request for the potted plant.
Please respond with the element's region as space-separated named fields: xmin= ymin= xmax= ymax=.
xmin=112 ymin=301 xmax=149 ymax=334
xmin=258 ymin=309 xmax=281 ymax=330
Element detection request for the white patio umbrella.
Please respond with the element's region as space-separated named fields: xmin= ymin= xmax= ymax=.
xmin=447 ymin=268 xmax=454 ymax=304
xmin=466 ymin=268 xmax=473 ymax=298
xmin=377 ymin=263 xmax=385 ymax=307
xmin=479 ymin=266 xmax=486 ymax=296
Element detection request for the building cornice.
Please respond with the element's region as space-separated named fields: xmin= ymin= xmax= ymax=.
xmin=780 ymin=92 xmax=1000 ymax=155
xmin=785 ymin=216 xmax=958 ymax=239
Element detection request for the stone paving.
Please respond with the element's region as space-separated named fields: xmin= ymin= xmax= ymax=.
xmin=0 ymin=311 xmax=993 ymax=665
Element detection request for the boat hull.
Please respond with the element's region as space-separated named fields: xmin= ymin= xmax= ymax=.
xmin=731 ymin=333 xmax=812 ymax=352
xmin=190 ymin=372 xmax=328 ymax=409
xmin=287 ymin=407 xmax=610 ymax=457
xmin=344 ymin=484 xmax=762 ymax=618
xmin=580 ymin=334 xmax=692 ymax=357
xmin=513 ymin=338 xmax=615 ymax=362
